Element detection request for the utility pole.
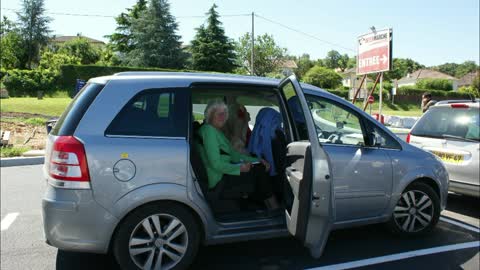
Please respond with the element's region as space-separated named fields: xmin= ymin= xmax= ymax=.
xmin=379 ymin=72 xmax=383 ymax=116
xmin=251 ymin=12 xmax=255 ymax=76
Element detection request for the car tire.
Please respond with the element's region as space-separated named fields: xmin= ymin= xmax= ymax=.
xmin=387 ymin=182 xmax=440 ymax=236
xmin=113 ymin=202 xmax=201 ymax=270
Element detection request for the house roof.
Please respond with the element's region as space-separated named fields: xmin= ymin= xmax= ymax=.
xmin=398 ymin=69 xmax=458 ymax=84
xmin=278 ymin=60 xmax=298 ymax=69
xmin=52 ymin=35 xmax=105 ymax=44
xmin=458 ymin=70 xmax=479 ymax=86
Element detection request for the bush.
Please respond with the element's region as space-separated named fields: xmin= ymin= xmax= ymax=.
xmin=303 ymin=66 xmax=342 ymax=89
xmin=415 ymin=78 xmax=453 ymax=91
xmin=326 ymin=89 xmax=349 ymax=99
xmin=3 ymin=69 xmax=58 ymax=97
xmin=58 ymin=64 xmax=192 ymax=91
xmin=458 ymin=86 xmax=480 ymax=98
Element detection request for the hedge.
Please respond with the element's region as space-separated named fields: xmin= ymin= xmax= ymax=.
xmin=398 ymin=86 xmax=471 ymax=98
xmin=2 ymin=69 xmax=57 ymax=97
xmin=58 ymin=64 xmax=194 ymax=90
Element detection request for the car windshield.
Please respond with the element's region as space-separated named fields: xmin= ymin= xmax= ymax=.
xmin=411 ymin=106 xmax=480 ymax=142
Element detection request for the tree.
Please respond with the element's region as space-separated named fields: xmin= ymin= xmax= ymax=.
xmin=235 ymin=33 xmax=287 ymax=76
xmin=189 ymin=4 xmax=236 ymax=72
xmin=38 ymin=50 xmax=81 ymax=73
xmin=433 ymin=62 xmax=459 ymax=77
xmin=58 ymin=37 xmax=101 ymax=64
xmin=455 ymin=61 xmax=478 ymax=78
xmin=337 ymin=53 xmax=350 ymax=72
xmin=0 ymin=17 xmax=25 ymax=69
xmin=383 ymin=58 xmax=424 ymax=81
xmin=303 ymin=66 xmax=343 ymax=89
xmin=324 ymin=50 xmax=342 ymax=69
xmin=107 ymin=0 xmax=147 ymax=54
xmin=295 ymin=54 xmax=314 ymax=80
xmin=126 ymin=0 xmax=185 ymax=68
xmin=16 ymin=0 xmax=52 ymax=68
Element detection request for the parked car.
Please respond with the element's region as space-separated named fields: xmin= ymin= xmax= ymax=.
xmin=407 ymin=99 xmax=480 ymax=197
xmin=42 ymin=72 xmax=449 ymax=270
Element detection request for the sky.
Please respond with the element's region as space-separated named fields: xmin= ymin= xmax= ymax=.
xmin=1 ymin=0 xmax=479 ymax=66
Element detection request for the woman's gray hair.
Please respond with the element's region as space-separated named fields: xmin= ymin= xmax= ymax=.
xmin=204 ymin=99 xmax=228 ymax=124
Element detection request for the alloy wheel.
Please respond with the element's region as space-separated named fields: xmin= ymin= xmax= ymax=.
xmin=393 ymin=190 xmax=434 ymax=233
xmin=129 ymin=213 xmax=188 ymax=270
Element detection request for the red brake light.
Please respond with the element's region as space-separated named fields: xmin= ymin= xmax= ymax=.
xmin=49 ymin=136 xmax=90 ymax=182
xmin=450 ymin=104 xmax=469 ymax=108
xmin=406 ymin=133 xmax=411 ymax=143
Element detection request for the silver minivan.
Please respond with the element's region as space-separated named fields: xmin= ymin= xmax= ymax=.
xmin=42 ymin=73 xmax=449 ymax=270
xmin=408 ymin=100 xmax=479 ymax=197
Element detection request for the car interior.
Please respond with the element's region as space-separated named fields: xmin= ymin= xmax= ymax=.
xmin=188 ymin=84 xmax=299 ymax=223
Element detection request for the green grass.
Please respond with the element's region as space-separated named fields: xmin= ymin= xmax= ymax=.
xmin=353 ymin=101 xmax=422 ymax=117
xmin=1 ymin=117 xmax=46 ymax=126
xmin=0 ymin=97 xmax=71 ymax=117
xmin=0 ymin=146 xmax=31 ymax=158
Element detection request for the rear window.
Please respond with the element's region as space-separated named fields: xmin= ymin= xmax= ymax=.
xmin=105 ymin=89 xmax=188 ymax=137
xmin=411 ymin=106 xmax=479 ymax=141
xmin=50 ymin=83 xmax=105 ymax=136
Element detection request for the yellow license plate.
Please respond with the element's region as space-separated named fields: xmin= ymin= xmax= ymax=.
xmin=431 ymin=151 xmax=464 ymax=163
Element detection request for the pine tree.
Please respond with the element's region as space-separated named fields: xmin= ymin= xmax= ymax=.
xmin=127 ymin=0 xmax=185 ymax=68
xmin=107 ymin=0 xmax=147 ymax=54
xmin=16 ymin=0 xmax=52 ymax=69
xmin=190 ymin=4 xmax=236 ymax=72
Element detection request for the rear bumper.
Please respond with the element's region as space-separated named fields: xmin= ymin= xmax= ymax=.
xmin=42 ymin=184 xmax=119 ymax=254
xmin=449 ymin=180 xmax=480 ymax=198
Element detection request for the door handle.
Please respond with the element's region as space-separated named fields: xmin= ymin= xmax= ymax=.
xmin=312 ymin=192 xmax=321 ymax=200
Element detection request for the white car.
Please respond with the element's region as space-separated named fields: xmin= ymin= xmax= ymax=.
xmin=408 ymin=100 xmax=480 ymax=197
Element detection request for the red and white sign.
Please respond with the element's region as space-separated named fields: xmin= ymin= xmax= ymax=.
xmin=367 ymin=95 xmax=375 ymax=104
xmin=357 ymin=29 xmax=392 ymax=75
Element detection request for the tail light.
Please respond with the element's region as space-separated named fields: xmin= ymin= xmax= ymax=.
xmin=49 ymin=136 xmax=91 ymax=189
xmin=450 ymin=104 xmax=469 ymax=108
xmin=406 ymin=133 xmax=411 ymax=143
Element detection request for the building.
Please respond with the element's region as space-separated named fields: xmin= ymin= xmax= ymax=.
xmin=397 ymin=69 xmax=459 ymax=91
xmin=458 ymin=70 xmax=480 ymax=88
xmin=341 ymin=67 xmax=370 ymax=99
xmin=278 ymin=60 xmax=298 ymax=76
xmin=51 ymin=34 xmax=105 ymax=47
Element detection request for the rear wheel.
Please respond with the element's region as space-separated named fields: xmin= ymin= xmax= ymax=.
xmin=388 ymin=182 xmax=440 ymax=235
xmin=113 ymin=202 xmax=200 ymax=270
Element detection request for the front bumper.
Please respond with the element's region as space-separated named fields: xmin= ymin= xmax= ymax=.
xmin=42 ymin=184 xmax=119 ymax=254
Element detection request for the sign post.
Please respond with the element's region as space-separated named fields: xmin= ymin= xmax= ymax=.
xmin=357 ymin=28 xmax=392 ymax=117
xmin=368 ymin=95 xmax=374 ymax=114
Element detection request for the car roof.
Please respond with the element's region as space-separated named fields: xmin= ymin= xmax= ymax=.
xmin=434 ymin=99 xmax=480 ymax=108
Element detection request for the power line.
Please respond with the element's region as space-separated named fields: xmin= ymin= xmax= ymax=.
xmin=255 ymin=13 xmax=356 ymax=53
xmin=1 ymin=8 xmax=249 ymax=19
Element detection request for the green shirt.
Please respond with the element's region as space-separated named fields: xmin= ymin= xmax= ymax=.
xmin=196 ymin=124 xmax=258 ymax=189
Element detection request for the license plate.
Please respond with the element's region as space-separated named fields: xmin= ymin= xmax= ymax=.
xmin=431 ymin=151 xmax=464 ymax=163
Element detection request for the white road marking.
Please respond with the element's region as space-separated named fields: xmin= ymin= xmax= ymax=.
xmin=440 ymin=216 xmax=480 ymax=233
xmin=306 ymin=241 xmax=480 ymax=270
xmin=1 ymin=213 xmax=19 ymax=231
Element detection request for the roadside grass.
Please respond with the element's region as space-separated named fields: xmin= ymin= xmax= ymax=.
xmin=1 ymin=117 xmax=46 ymax=126
xmin=0 ymin=97 xmax=71 ymax=117
xmin=0 ymin=146 xmax=31 ymax=158
xmin=354 ymin=101 xmax=422 ymax=117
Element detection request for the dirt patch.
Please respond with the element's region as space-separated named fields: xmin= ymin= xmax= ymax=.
xmin=1 ymin=112 xmax=56 ymax=119
xmin=0 ymin=119 xmax=48 ymax=150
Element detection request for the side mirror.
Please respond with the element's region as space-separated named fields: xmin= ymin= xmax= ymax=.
xmin=336 ymin=121 xmax=345 ymax=129
xmin=366 ymin=132 xmax=377 ymax=147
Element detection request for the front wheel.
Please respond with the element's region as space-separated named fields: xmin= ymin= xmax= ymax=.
xmin=387 ymin=182 xmax=440 ymax=235
xmin=113 ymin=202 xmax=201 ymax=270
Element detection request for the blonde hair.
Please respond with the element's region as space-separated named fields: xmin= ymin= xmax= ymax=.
xmin=204 ymin=99 xmax=229 ymax=124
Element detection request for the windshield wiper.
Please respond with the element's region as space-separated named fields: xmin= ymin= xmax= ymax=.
xmin=441 ymin=134 xmax=479 ymax=143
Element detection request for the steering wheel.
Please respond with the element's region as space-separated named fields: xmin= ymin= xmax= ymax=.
xmin=327 ymin=132 xmax=343 ymax=144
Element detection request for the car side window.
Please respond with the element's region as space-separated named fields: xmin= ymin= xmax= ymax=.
xmin=306 ymin=94 xmax=365 ymax=146
xmin=369 ymin=123 xmax=402 ymax=149
xmin=106 ymin=89 xmax=188 ymax=137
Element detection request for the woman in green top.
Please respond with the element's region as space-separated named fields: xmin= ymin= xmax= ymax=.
xmin=196 ymin=99 xmax=280 ymax=210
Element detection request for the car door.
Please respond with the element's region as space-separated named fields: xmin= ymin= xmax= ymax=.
xmin=304 ymin=94 xmax=394 ymax=222
xmin=279 ymin=75 xmax=332 ymax=258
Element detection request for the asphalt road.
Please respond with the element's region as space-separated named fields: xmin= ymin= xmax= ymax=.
xmin=1 ymin=165 xmax=479 ymax=270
